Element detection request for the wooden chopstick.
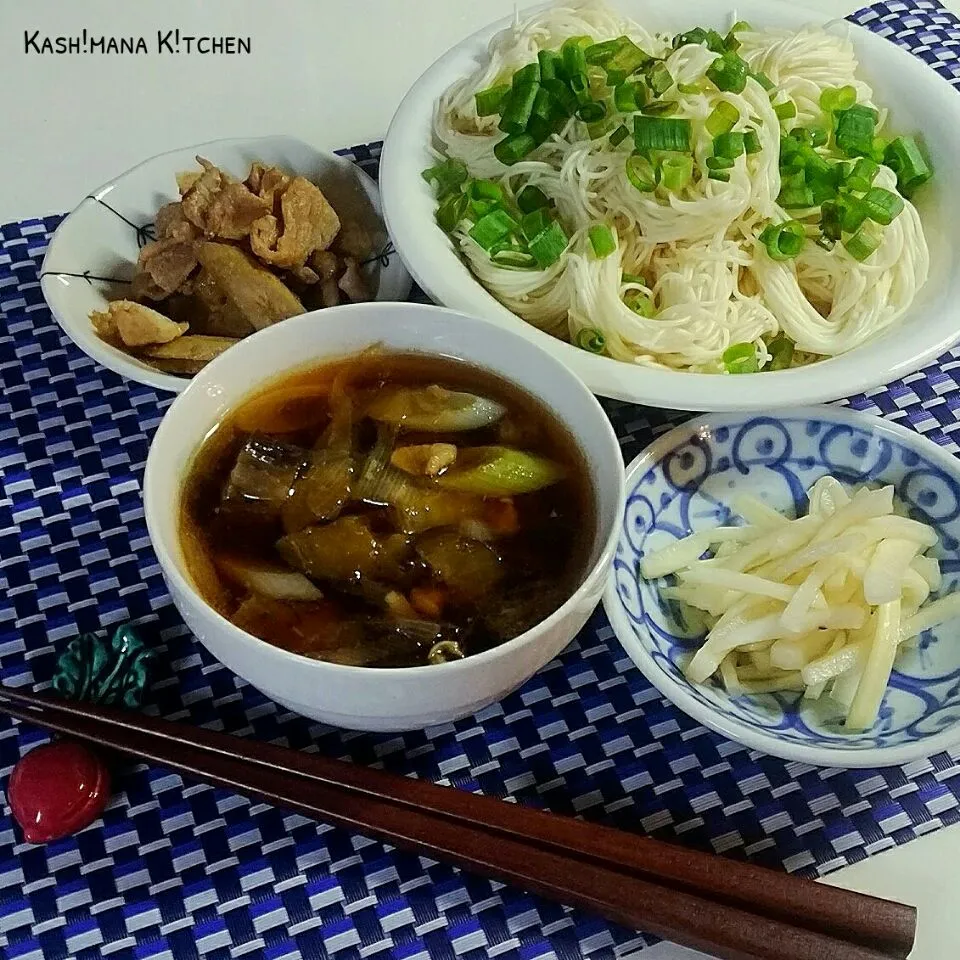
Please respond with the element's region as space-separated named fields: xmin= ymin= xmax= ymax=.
xmin=0 ymin=687 xmax=915 ymax=960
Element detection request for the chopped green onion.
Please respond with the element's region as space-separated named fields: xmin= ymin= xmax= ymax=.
xmin=634 ymin=115 xmax=691 ymax=154
xmin=708 ymin=169 xmax=731 ymax=182
xmin=498 ymin=83 xmax=540 ymax=134
xmin=724 ymin=20 xmax=751 ymax=51
xmin=469 ymin=209 xmax=519 ymax=250
xmin=766 ymin=333 xmax=795 ymax=371
xmin=528 ymin=219 xmax=569 ymax=267
xmin=421 ymin=158 xmax=468 ymax=197
xmin=587 ymin=117 xmax=614 ymax=139
xmin=820 ymin=200 xmax=842 ymax=242
xmin=774 ymin=100 xmax=797 ymax=121
xmin=843 ymin=221 xmax=883 ymax=262
xmin=543 ymin=78 xmax=578 ymax=116
xmin=884 ymin=135 xmax=933 ymax=197
xmin=475 ymin=83 xmax=511 ymax=117
xmin=435 ymin=192 xmax=468 ymax=233
xmin=584 ymin=37 xmax=624 ymax=66
xmin=750 ymin=70 xmax=775 ymax=91
xmin=605 ymin=37 xmax=651 ymax=84
xmin=578 ymin=101 xmax=607 ymax=123
xmin=562 ymin=39 xmax=589 ymax=80
xmin=624 ymin=290 xmax=655 ymax=316
xmin=744 ymin=130 xmax=762 ymax=155
xmin=798 ymin=145 xmax=831 ymax=180
xmin=569 ymin=73 xmax=591 ymax=105
xmin=759 ymin=220 xmax=806 ymax=260
xmin=672 ymin=27 xmax=726 ymax=54
xmin=714 ymin=131 xmax=745 ymax=159
xmin=706 ymin=51 xmax=749 ymax=93
xmin=589 ymin=223 xmax=617 ymax=257
xmin=677 ymin=81 xmax=702 ymax=95
xmin=723 ymin=342 xmax=759 ymax=374
xmin=575 ymin=328 xmax=606 ymax=353
xmin=609 ymin=123 xmax=631 ymax=147
xmin=647 ymin=61 xmax=674 ymax=96
xmin=870 ymin=136 xmax=890 ymax=164
xmin=468 ymin=198 xmax=496 ymax=219
xmin=520 ymin=208 xmax=552 ymax=243
xmin=614 ymin=81 xmax=645 ymax=113
xmin=517 ymin=185 xmax=550 ymax=213
xmin=834 ymin=105 xmax=878 ymax=157
xmin=660 ymin=154 xmax=694 ymax=190
xmin=838 ymin=195 xmax=869 ymax=233
xmin=846 ymin=157 xmax=880 ymax=193
xmin=622 ymin=271 xmax=645 ymax=284
xmin=467 ymin=179 xmax=503 ymax=204
xmin=626 ymin=152 xmax=657 ymax=191
xmin=705 ymin=101 xmax=740 ymax=137
xmin=512 ymin=63 xmax=540 ymax=88
xmin=808 ymin=174 xmax=838 ymax=206
xmin=819 ymin=85 xmax=857 ymax=113
xmin=861 ymin=187 xmax=904 ymax=225
xmin=778 ymin=185 xmax=815 ymax=208
xmin=642 ymin=100 xmax=680 ymax=117
xmin=809 ymin=126 xmax=828 ymax=148
xmin=494 ymin=132 xmax=537 ymax=165
xmin=706 ymin=155 xmax=735 ymax=171
xmin=537 ymin=49 xmax=561 ymax=83
xmin=491 ymin=245 xmax=537 ymax=268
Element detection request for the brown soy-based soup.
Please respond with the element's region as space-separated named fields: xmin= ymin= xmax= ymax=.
xmin=179 ymin=350 xmax=595 ymax=667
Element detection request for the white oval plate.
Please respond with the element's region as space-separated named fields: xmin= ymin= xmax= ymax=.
xmin=381 ymin=0 xmax=960 ymax=410
xmin=41 ymin=135 xmax=412 ymax=393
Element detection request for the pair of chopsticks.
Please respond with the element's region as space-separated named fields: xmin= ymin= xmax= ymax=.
xmin=0 ymin=686 xmax=915 ymax=960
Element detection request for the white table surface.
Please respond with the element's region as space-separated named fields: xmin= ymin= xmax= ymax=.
xmin=2 ymin=1 xmax=958 ymax=957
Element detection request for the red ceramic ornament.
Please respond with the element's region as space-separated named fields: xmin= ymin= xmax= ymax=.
xmin=8 ymin=741 xmax=110 ymax=843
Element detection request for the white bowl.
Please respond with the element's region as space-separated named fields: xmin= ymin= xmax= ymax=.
xmin=41 ymin=135 xmax=412 ymax=394
xmin=603 ymin=407 xmax=960 ymax=767
xmin=380 ymin=0 xmax=960 ymax=411
xmin=144 ymin=302 xmax=625 ymax=731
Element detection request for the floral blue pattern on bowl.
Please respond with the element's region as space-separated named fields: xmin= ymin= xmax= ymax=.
xmin=602 ymin=406 xmax=960 ymax=767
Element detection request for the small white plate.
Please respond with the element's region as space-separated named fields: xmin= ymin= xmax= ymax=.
xmin=41 ymin=135 xmax=412 ymax=393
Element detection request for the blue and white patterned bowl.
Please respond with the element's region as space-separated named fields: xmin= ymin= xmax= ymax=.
xmin=602 ymin=407 xmax=960 ymax=768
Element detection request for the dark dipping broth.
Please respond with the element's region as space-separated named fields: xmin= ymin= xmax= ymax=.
xmin=180 ymin=350 xmax=595 ymax=667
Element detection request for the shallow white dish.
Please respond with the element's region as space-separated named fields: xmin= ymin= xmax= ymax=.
xmin=41 ymin=135 xmax=412 ymax=394
xmin=144 ymin=302 xmax=625 ymax=731
xmin=603 ymin=406 xmax=960 ymax=767
xmin=380 ymin=0 xmax=960 ymax=411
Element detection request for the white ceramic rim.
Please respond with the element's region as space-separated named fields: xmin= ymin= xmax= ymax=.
xmin=380 ymin=0 xmax=960 ymax=410
xmin=42 ymin=135 xmax=400 ymax=395
xmin=602 ymin=405 xmax=960 ymax=768
xmin=144 ymin=301 xmax=626 ymax=682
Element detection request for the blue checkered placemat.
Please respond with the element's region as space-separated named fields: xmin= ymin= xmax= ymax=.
xmin=2 ymin=3 xmax=960 ymax=959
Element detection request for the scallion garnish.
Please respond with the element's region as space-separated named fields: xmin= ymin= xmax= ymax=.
xmin=469 ymin=209 xmax=519 ymax=250
xmin=575 ymin=328 xmax=606 ymax=352
xmin=624 ymin=290 xmax=655 ymax=316
xmin=589 ymin=223 xmax=617 ymax=257
xmin=528 ymin=219 xmax=569 ymax=267
xmin=517 ymin=185 xmax=550 ymax=213
xmin=759 ymin=220 xmax=806 ymax=260
xmin=706 ymin=51 xmax=748 ymax=93
xmin=660 ymin=154 xmax=694 ymax=191
xmin=633 ymin=115 xmax=692 ymax=154
xmin=475 ymin=83 xmax=511 ymax=117
xmin=543 ymin=78 xmax=578 ymax=117
xmin=744 ymin=130 xmax=762 ymax=155
xmin=774 ymin=100 xmax=797 ymax=122
xmin=766 ymin=333 xmax=795 ymax=371
xmin=819 ymin=85 xmax=857 ymax=113
xmin=584 ymin=37 xmax=624 ymax=66
xmin=614 ymin=81 xmax=646 ymax=113
xmin=562 ymin=38 xmax=589 ymax=79
xmin=467 ymin=179 xmax=503 ymax=204
xmin=843 ymin=221 xmax=883 ymax=261
xmin=642 ymin=100 xmax=680 ymax=117
xmin=499 ymin=83 xmax=541 ymax=134
xmin=537 ymin=49 xmax=561 ymax=83
xmin=750 ymin=70 xmax=775 ymax=92
xmin=861 ymin=187 xmax=904 ymax=225
xmin=708 ymin=169 xmax=731 ymax=182
xmin=491 ymin=245 xmax=537 ymax=268
xmin=705 ymin=101 xmax=739 ymax=137
xmin=435 ymin=192 xmax=468 ymax=233
xmin=714 ymin=131 xmax=745 ymax=159
xmin=604 ymin=37 xmax=651 ymax=84
xmin=646 ymin=61 xmax=674 ymax=96
xmin=421 ymin=158 xmax=468 ymax=197
xmin=809 ymin=126 xmax=828 ymax=148
xmin=820 ymin=201 xmax=842 ymax=242
xmin=578 ymin=101 xmax=607 ymax=123
xmin=845 ymin=157 xmax=880 ymax=193
xmin=512 ymin=62 xmax=541 ymax=88
xmin=706 ymin=156 xmax=735 ymax=171
xmin=834 ymin=104 xmax=878 ymax=157
xmin=722 ymin=342 xmax=759 ymax=374
xmin=884 ymin=135 xmax=933 ymax=196
xmin=778 ymin=185 xmax=815 ymax=208
xmin=672 ymin=27 xmax=726 ymax=54
xmin=494 ymin=132 xmax=537 ymax=165
xmin=609 ymin=123 xmax=631 ymax=147
xmin=626 ymin=152 xmax=658 ymax=192
xmin=724 ymin=21 xmax=751 ymax=51
xmin=837 ymin=195 xmax=869 ymax=233
xmin=808 ymin=174 xmax=837 ymax=206
xmin=520 ymin=207 xmax=553 ymax=243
